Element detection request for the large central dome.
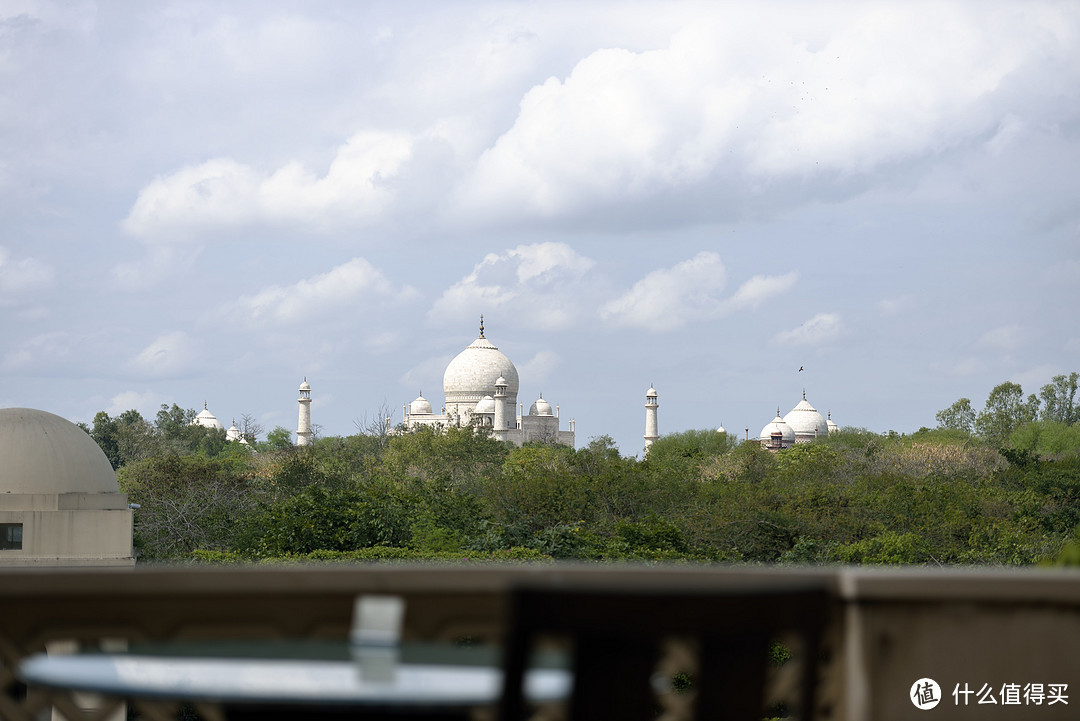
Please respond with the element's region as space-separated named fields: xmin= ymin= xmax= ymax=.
xmin=443 ymin=332 xmax=520 ymax=412
xmin=783 ymin=394 xmax=828 ymax=439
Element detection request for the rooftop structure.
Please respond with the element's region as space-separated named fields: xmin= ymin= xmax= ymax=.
xmin=0 ymin=408 xmax=134 ymax=567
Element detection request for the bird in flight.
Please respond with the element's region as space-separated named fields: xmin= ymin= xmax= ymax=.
xmin=798 ymin=366 xmax=804 ymax=372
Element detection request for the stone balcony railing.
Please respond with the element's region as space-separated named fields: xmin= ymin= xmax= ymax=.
xmin=1 ymin=564 xmax=1078 ymax=721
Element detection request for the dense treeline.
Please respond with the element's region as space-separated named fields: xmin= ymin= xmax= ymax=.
xmin=90 ymin=374 xmax=1080 ymax=565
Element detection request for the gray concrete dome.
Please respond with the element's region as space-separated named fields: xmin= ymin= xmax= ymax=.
xmin=443 ymin=335 xmax=520 ymax=408
xmin=0 ymin=408 xmax=118 ymax=494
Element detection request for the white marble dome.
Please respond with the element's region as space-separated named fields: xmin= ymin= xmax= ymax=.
xmin=192 ymin=404 xmax=224 ymax=431
xmin=226 ymin=422 xmax=242 ymax=442
xmin=826 ymin=412 xmax=839 ymax=434
xmin=783 ymin=394 xmax=828 ymax=439
xmin=760 ymin=412 xmax=795 ymax=443
xmin=0 ymin=408 xmax=119 ymax=495
xmin=410 ymin=394 xmax=433 ymax=415
xmin=474 ymin=395 xmax=496 ymax=414
xmin=529 ymin=396 xmax=553 ymax=416
xmin=443 ymin=334 xmax=519 ymax=410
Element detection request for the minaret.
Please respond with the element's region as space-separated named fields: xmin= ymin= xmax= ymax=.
xmin=644 ymin=385 xmax=659 ymax=453
xmin=297 ymin=378 xmax=312 ymax=447
xmin=493 ymin=375 xmax=508 ymax=440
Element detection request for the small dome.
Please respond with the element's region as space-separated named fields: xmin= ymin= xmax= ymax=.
xmin=529 ymin=395 xmax=553 ymax=416
xmin=299 ymin=380 xmax=311 ymax=391
xmin=192 ymin=404 xmax=225 ymax=431
xmin=410 ymin=395 xmax=433 ymax=415
xmin=760 ymin=412 xmax=795 ymax=443
xmin=474 ymin=395 xmax=496 ymax=414
xmin=646 ymin=386 xmax=658 ymax=398
xmin=0 ymin=408 xmax=119 ymax=494
xmin=783 ymin=393 xmax=828 ymax=438
xmin=226 ymin=422 xmax=241 ymax=442
xmin=717 ymin=424 xmax=726 ymax=434
xmin=826 ymin=411 xmax=839 ymax=434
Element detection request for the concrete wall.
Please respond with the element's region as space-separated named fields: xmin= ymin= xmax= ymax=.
xmin=0 ymin=493 xmax=134 ymax=568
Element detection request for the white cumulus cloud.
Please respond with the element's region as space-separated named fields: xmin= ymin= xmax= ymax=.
xmin=725 ymin=272 xmax=799 ymax=311
xmin=600 ymin=252 xmax=727 ymax=331
xmin=458 ymin=5 xmax=1079 ymax=223
xmin=123 ymin=131 xmax=413 ymax=241
xmin=600 ymin=254 xmax=799 ymax=330
xmin=237 ymin=257 xmax=417 ymax=326
xmin=429 ymin=242 xmax=595 ymax=331
xmin=773 ymin=313 xmax=845 ymax=346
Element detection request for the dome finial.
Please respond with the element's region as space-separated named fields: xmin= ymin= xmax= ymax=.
xmin=204 ymin=401 xmax=208 ymax=410
xmin=479 ymin=314 xmax=485 ymax=338
xmin=802 ymin=388 xmax=806 ymax=400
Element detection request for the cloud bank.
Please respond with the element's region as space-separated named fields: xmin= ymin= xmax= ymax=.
xmin=124 ymin=132 xmax=413 ymax=241
xmin=429 ymin=242 xmax=596 ymax=331
xmin=237 ymin=257 xmax=418 ymax=326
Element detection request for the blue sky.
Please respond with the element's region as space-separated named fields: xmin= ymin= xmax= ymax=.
xmin=2 ymin=1 xmax=1078 ymax=455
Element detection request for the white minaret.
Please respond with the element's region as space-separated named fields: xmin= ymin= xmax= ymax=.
xmin=297 ymin=378 xmax=312 ymax=447
xmin=644 ymin=385 xmax=659 ymax=453
xmin=493 ymin=375 xmax=508 ymax=440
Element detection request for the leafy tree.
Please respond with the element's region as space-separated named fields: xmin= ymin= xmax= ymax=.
xmin=113 ymin=409 xmax=161 ymax=465
xmin=1040 ymin=372 xmax=1079 ymax=425
xmin=935 ymin=398 xmax=976 ymax=433
xmin=153 ymin=403 xmax=228 ymax=456
xmin=975 ymin=382 xmax=1037 ymax=447
xmin=645 ymin=429 xmax=735 ymax=465
xmin=237 ymin=480 xmax=413 ymax=557
xmin=264 ymin=426 xmax=294 ymax=451
xmin=85 ymin=409 xmax=164 ymax=468
xmin=482 ymin=444 xmax=585 ymax=545
xmin=155 ymin=403 xmax=196 ymax=439
xmin=119 ymin=455 xmax=255 ymax=559
xmin=379 ymin=425 xmax=508 ymax=488
xmin=90 ymin=411 xmax=121 ymax=469
xmin=1009 ymin=421 xmax=1080 ymax=459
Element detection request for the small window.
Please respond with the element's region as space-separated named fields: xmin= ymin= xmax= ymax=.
xmin=0 ymin=523 xmax=22 ymax=550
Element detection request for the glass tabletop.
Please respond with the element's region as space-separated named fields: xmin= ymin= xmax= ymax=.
xmin=18 ymin=642 xmax=570 ymax=708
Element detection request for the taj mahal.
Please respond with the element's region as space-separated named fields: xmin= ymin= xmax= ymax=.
xmin=400 ymin=317 xmax=575 ymax=447
xmin=186 ymin=317 xmax=841 ymax=454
